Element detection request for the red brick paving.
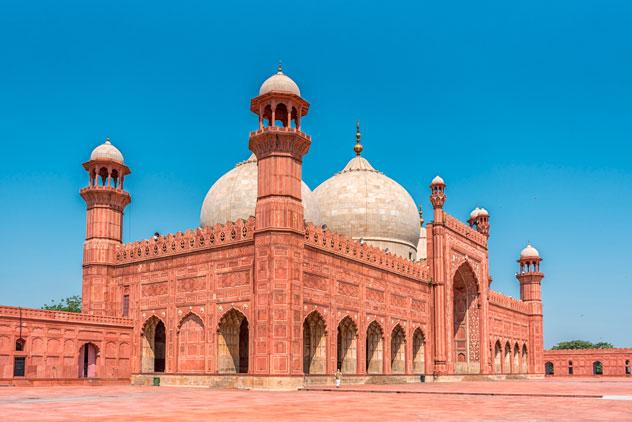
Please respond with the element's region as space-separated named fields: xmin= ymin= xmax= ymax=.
xmin=1 ymin=378 xmax=631 ymax=421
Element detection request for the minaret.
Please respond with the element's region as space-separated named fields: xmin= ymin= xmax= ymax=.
xmin=249 ymin=65 xmax=310 ymax=376
xmin=80 ymin=138 xmax=131 ymax=315
xmin=516 ymin=243 xmax=545 ymax=374
xmin=428 ymin=175 xmax=448 ymax=375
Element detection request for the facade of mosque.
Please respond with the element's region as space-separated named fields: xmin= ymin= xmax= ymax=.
xmin=0 ymin=68 xmax=548 ymax=388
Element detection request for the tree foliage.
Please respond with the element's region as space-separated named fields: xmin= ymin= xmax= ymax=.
xmin=551 ymin=340 xmax=614 ymax=350
xmin=42 ymin=295 xmax=82 ymax=313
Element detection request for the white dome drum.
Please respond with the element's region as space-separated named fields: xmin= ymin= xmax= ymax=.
xmin=314 ymin=155 xmax=420 ymax=260
xmin=200 ymin=154 xmax=321 ymax=227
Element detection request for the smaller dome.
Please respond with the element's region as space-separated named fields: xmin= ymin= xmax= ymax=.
xmin=520 ymin=244 xmax=540 ymax=259
xmin=478 ymin=208 xmax=489 ymax=216
xmin=431 ymin=175 xmax=445 ymax=185
xmin=91 ymin=138 xmax=124 ymax=163
xmin=259 ymin=66 xmax=301 ymax=96
xmin=470 ymin=207 xmax=481 ymax=219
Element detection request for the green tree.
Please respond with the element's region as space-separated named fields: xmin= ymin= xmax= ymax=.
xmin=42 ymin=295 xmax=82 ymax=313
xmin=551 ymin=340 xmax=614 ymax=350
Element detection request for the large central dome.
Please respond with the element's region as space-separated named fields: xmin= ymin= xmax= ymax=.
xmin=314 ymin=152 xmax=421 ymax=260
xmin=200 ymin=154 xmax=321 ymax=227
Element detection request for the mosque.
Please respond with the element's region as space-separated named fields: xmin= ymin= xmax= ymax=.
xmin=0 ymin=67 xmax=547 ymax=388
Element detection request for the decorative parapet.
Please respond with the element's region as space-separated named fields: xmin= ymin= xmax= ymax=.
xmin=0 ymin=306 xmax=134 ymax=328
xmin=304 ymin=223 xmax=430 ymax=281
xmin=249 ymin=126 xmax=312 ymax=141
xmin=115 ymin=217 xmax=256 ymax=264
xmin=488 ymin=290 xmax=531 ymax=314
xmin=443 ymin=213 xmax=487 ymax=248
xmin=544 ymin=348 xmax=632 ymax=355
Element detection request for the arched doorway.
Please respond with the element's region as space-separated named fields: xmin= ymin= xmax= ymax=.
xmin=545 ymin=361 xmax=554 ymax=375
xmin=453 ymin=263 xmax=480 ymax=374
xmin=337 ymin=316 xmax=358 ymax=374
xmin=366 ymin=321 xmax=384 ymax=374
xmin=521 ymin=344 xmax=528 ymax=373
xmin=593 ymin=361 xmax=603 ymax=375
xmin=303 ymin=312 xmax=326 ymax=374
xmin=513 ymin=343 xmax=520 ymax=373
xmin=390 ymin=324 xmax=405 ymax=374
xmin=177 ymin=313 xmax=205 ymax=373
xmin=503 ymin=342 xmax=511 ymax=374
xmin=218 ymin=309 xmax=249 ymax=374
xmin=141 ymin=316 xmax=166 ymax=373
xmin=494 ymin=341 xmax=502 ymax=373
xmin=412 ymin=328 xmax=425 ymax=373
xmin=78 ymin=343 xmax=98 ymax=378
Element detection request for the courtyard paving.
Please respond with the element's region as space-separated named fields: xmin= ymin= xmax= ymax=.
xmin=1 ymin=377 xmax=631 ymax=421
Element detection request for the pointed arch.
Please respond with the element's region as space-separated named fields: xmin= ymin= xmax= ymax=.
xmin=513 ymin=343 xmax=520 ymax=373
xmin=494 ymin=340 xmax=502 ymax=373
xmin=503 ymin=341 xmax=511 ymax=374
xmin=337 ymin=316 xmax=358 ymax=374
xmin=141 ymin=316 xmax=166 ymax=373
xmin=412 ymin=328 xmax=425 ymax=373
xmin=366 ymin=320 xmax=384 ymax=374
xmin=218 ymin=309 xmax=248 ymax=374
xmin=177 ymin=313 xmax=205 ymax=373
xmin=78 ymin=342 xmax=99 ymax=378
xmin=390 ymin=324 xmax=406 ymax=374
xmin=303 ymin=311 xmax=327 ymax=374
xmin=521 ymin=343 xmax=528 ymax=373
xmin=453 ymin=262 xmax=481 ymax=374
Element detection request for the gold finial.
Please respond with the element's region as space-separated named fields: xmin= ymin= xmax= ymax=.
xmin=277 ymin=60 xmax=283 ymax=73
xmin=354 ymin=120 xmax=363 ymax=156
xmin=418 ymin=204 xmax=424 ymax=226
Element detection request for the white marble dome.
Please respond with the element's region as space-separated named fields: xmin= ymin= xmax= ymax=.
xmin=314 ymin=155 xmax=420 ymax=259
xmin=90 ymin=139 xmax=124 ymax=163
xmin=431 ymin=175 xmax=445 ymax=185
xmin=520 ymin=244 xmax=540 ymax=259
xmin=200 ymin=154 xmax=321 ymax=227
xmin=259 ymin=69 xmax=301 ymax=96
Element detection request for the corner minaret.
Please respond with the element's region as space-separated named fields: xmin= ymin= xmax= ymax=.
xmin=516 ymin=244 xmax=544 ymax=303
xmin=430 ymin=175 xmax=446 ymax=224
xmin=516 ymin=243 xmax=545 ymax=374
xmin=80 ymin=138 xmax=131 ymax=315
xmin=249 ymin=66 xmax=310 ymax=377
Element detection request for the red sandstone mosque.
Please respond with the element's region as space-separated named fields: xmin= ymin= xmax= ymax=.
xmin=4 ymin=66 xmax=624 ymax=388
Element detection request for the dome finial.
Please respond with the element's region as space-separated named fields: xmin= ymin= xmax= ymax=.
xmin=354 ymin=120 xmax=363 ymax=156
xmin=105 ymin=136 xmax=111 ymax=144
xmin=277 ymin=60 xmax=283 ymax=74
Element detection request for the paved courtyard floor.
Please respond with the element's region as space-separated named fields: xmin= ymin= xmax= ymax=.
xmin=1 ymin=377 xmax=631 ymax=421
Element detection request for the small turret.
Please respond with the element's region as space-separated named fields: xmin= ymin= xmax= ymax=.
xmin=468 ymin=207 xmax=490 ymax=237
xmin=430 ymin=176 xmax=446 ymax=223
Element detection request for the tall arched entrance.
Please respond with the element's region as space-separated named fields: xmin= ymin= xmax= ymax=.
xmin=303 ymin=312 xmax=326 ymax=374
xmin=218 ymin=309 xmax=248 ymax=374
xmin=504 ymin=342 xmax=511 ymax=374
xmin=412 ymin=328 xmax=425 ymax=373
xmin=513 ymin=343 xmax=520 ymax=373
xmin=521 ymin=344 xmax=528 ymax=373
xmin=78 ymin=343 xmax=98 ymax=378
xmin=177 ymin=313 xmax=205 ymax=373
xmin=141 ymin=316 xmax=166 ymax=373
xmin=366 ymin=321 xmax=384 ymax=374
xmin=453 ymin=263 xmax=480 ymax=374
xmin=337 ymin=316 xmax=358 ymax=374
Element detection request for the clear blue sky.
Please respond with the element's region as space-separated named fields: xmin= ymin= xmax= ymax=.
xmin=1 ymin=1 xmax=630 ymax=348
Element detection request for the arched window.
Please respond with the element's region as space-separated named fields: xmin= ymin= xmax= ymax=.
xmin=593 ymin=361 xmax=603 ymax=375
xmin=568 ymin=360 xmax=573 ymax=375
xmin=545 ymin=361 xmax=554 ymax=375
xmin=625 ymin=360 xmax=630 ymax=375
xmin=15 ymin=338 xmax=25 ymax=351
